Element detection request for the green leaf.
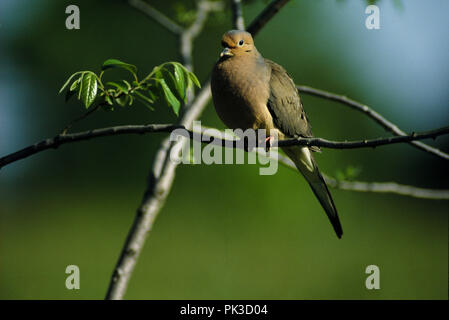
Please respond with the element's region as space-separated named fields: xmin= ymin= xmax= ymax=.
xmin=147 ymin=89 xmax=157 ymax=102
xmin=70 ymin=78 xmax=80 ymax=91
xmin=64 ymin=76 xmax=81 ymax=101
xmin=102 ymin=59 xmax=137 ymax=76
xmin=162 ymin=69 xmax=180 ymax=98
xmin=150 ymin=67 xmax=164 ymax=80
xmin=59 ymin=71 xmax=84 ymax=94
xmin=152 ymin=67 xmax=163 ymax=80
xmin=123 ymin=80 xmax=132 ymax=91
xmin=105 ymin=95 xmax=113 ymax=105
xmin=136 ymin=98 xmax=154 ymax=111
xmin=106 ymin=81 xmax=129 ymax=94
xmin=188 ymin=71 xmax=201 ymax=88
xmin=134 ymin=91 xmax=155 ymax=111
xmin=134 ymin=90 xmax=154 ymax=104
xmin=80 ymin=72 xmax=98 ymax=108
xmin=115 ymin=95 xmax=129 ymax=107
xmin=173 ymin=63 xmax=186 ymax=102
xmin=158 ymin=79 xmax=181 ymax=115
xmin=78 ymin=73 xmax=84 ymax=100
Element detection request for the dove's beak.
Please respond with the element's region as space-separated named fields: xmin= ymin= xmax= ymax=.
xmin=220 ymin=47 xmax=233 ymax=57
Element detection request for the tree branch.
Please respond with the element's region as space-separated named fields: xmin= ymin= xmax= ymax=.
xmin=231 ymin=0 xmax=245 ymax=30
xmin=105 ymin=0 xmax=218 ymax=300
xmin=2 ymin=123 xmax=447 ymax=170
xmin=297 ymin=85 xmax=449 ymax=160
xmin=193 ymin=125 xmax=449 ymax=150
xmin=2 ymin=122 xmax=447 ymax=199
xmin=129 ymin=0 xmax=222 ymax=73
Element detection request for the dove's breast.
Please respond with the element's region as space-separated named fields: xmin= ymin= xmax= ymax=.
xmin=211 ymin=57 xmax=274 ymax=132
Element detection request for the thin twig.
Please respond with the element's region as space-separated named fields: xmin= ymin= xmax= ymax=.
xmin=267 ymin=151 xmax=449 ymax=200
xmin=180 ymin=1 xmax=223 ymax=71
xmin=60 ymin=104 xmax=101 ymax=135
xmin=128 ymin=0 xmax=184 ymax=35
xmin=128 ymin=0 xmax=221 ymax=71
xmin=231 ymin=0 xmax=245 ymax=30
xmin=278 ymin=126 xmax=449 ymax=149
xmin=246 ymin=0 xmax=290 ymax=36
xmin=0 ymin=124 xmax=180 ymax=169
xmin=298 ymin=85 xmax=449 ymax=160
xmin=324 ymin=176 xmax=449 ymax=200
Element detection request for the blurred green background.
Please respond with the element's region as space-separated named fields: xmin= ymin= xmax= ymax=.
xmin=0 ymin=0 xmax=448 ymax=299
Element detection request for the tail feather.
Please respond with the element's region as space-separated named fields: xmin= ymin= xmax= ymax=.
xmin=307 ymin=170 xmax=343 ymax=238
xmin=283 ymin=146 xmax=343 ymax=238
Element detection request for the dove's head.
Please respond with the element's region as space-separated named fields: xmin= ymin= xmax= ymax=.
xmin=219 ymin=30 xmax=257 ymax=59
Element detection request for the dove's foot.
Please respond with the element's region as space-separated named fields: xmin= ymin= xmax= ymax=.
xmin=265 ymin=136 xmax=272 ymax=152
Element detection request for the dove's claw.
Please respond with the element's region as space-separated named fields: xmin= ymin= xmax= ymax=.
xmin=265 ymin=136 xmax=272 ymax=152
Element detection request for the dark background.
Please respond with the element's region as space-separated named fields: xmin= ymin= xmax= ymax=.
xmin=0 ymin=0 xmax=447 ymax=299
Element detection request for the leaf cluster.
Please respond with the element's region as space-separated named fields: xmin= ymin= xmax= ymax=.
xmin=59 ymin=59 xmax=200 ymax=116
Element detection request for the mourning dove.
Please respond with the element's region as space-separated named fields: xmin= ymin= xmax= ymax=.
xmin=211 ymin=30 xmax=343 ymax=238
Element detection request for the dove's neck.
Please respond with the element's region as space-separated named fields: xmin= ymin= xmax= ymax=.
xmin=219 ymin=50 xmax=267 ymax=77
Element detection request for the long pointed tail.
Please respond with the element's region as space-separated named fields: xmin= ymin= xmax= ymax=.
xmin=283 ymin=146 xmax=343 ymax=238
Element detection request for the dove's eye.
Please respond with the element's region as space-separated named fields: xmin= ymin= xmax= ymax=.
xmin=238 ymin=40 xmax=244 ymax=46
